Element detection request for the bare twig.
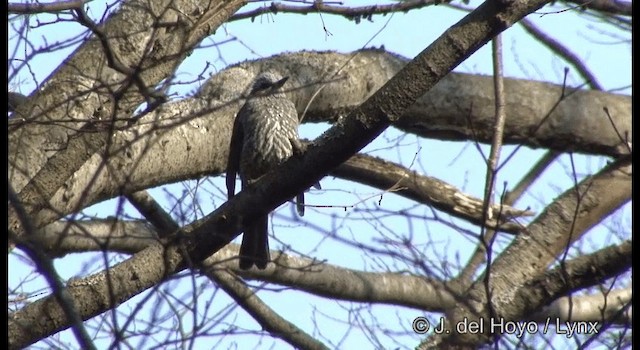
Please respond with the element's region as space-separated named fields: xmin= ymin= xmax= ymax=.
xmin=205 ymin=268 xmax=330 ymax=350
xmin=232 ymin=0 xmax=439 ymax=23
xmin=520 ymin=240 xmax=631 ymax=320
xmin=126 ymin=189 xmax=329 ymax=350
xmin=8 ymin=0 xmax=85 ymax=14
xmin=503 ymin=151 xmax=559 ymax=204
xmin=603 ymin=107 xmax=632 ymax=154
xmin=560 ymin=0 xmax=631 ymax=16
xmin=520 ymin=19 xmax=603 ymax=90
xmin=479 ymin=34 xmax=508 ymax=344
xmin=8 ymin=185 xmax=97 ymax=350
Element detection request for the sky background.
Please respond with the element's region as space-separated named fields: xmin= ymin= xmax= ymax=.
xmin=8 ymin=0 xmax=631 ymax=349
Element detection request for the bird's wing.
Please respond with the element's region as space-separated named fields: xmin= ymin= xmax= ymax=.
xmin=226 ymin=111 xmax=244 ymax=199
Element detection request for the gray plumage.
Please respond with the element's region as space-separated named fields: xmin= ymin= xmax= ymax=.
xmin=226 ymin=71 xmax=305 ymax=270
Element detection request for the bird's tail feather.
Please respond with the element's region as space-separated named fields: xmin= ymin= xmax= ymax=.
xmin=239 ymin=215 xmax=269 ymax=270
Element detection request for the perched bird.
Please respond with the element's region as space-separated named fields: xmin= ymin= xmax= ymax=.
xmin=226 ymin=71 xmax=306 ymax=270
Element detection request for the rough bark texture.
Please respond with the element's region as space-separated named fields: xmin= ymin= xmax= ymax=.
xmin=419 ymin=158 xmax=631 ymax=349
xmin=16 ymin=51 xmax=630 ymax=240
xmin=8 ymin=0 xmax=246 ymax=240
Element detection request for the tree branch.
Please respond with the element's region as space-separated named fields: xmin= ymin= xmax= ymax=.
xmin=231 ymin=0 xmax=439 ymax=23
xmin=8 ymin=0 xmax=85 ymax=14
xmin=129 ymin=189 xmax=330 ymax=349
xmin=519 ymin=240 xmax=632 ymax=322
xmin=204 ymin=267 xmax=331 ymax=350
xmin=334 ymin=154 xmax=533 ymax=233
xmin=14 ymin=50 xmax=630 ymax=246
xmin=15 ymin=216 xmax=629 ymax=349
xmin=228 ymin=0 xmax=632 ymax=22
xmin=562 ymin=0 xmax=631 ymax=16
xmin=520 ymin=19 xmax=603 ymax=90
xmin=8 ymin=186 xmax=96 ymax=350
xmin=532 ymin=288 xmax=631 ymax=324
xmin=420 ymin=156 xmax=631 ymax=348
xmin=8 ymin=0 xmax=246 ymax=243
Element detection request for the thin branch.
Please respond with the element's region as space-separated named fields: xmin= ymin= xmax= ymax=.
xmin=422 ymin=156 xmax=631 ymax=348
xmin=332 ymin=154 xmax=534 ymax=234
xmin=452 ymin=66 xmax=592 ymax=289
xmin=24 ymin=217 xmax=633 ymax=325
xmin=453 ymin=35 xmax=512 ymax=291
xmin=8 ymin=186 xmax=97 ymax=350
xmin=204 ymin=268 xmax=330 ymax=350
xmin=480 ymin=33 xmax=508 ymax=344
xmin=520 ymin=241 xmax=632 ymax=321
xmin=562 ymin=0 xmax=632 ymax=16
xmin=231 ymin=0 xmax=439 ymax=23
xmin=503 ymin=151 xmax=560 ymax=205
xmin=520 ymin=19 xmax=603 ymax=90
xmin=8 ymin=0 xmax=85 ymax=14
xmin=126 ymin=189 xmax=329 ymax=350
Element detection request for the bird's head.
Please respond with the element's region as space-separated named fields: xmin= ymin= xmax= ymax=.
xmin=250 ymin=71 xmax=289 ymax=95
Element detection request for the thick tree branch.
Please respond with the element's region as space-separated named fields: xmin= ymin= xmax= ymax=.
xmin=8 ymin=187 xmax=96 ymax=350
xmin=30 ymin=218 xmax=633 ymax=321
xmin=9 ymin=240 xmax=175 ymax=349
xmin=334 ymin=154 xmax=533 ymax=233
xmin=27 ymin=219 xmax=158 ymax=257
xmin=17 ymin=217 xmax=629 ymax=347
xmin=18 ymin=218 xmax=458 ymax=309
xmin=518 ymin=240 xmax=631 ymax=322
xmin=9 ymin=212 xmax=457 ymax=348
xmin=127 ymin=189 xmax=329 ymax=350
xmin=397 ymin=72 xmax=631 ymax=157
xmin=420 ymin=156 xmax=631 ymax=348
xmin=562 ymin=0 xmax=632 ymax=16
xmin=16 ymin=51 xmax=629 ymax=244
xmin=8 ymin=92 xmax=28 ymax=112
xmin=8 ymin=0 xmax=246 ymax=243
xmin=532 ymin=288 xmax=631 ymax=324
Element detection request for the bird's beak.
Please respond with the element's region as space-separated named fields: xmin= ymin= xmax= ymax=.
xmin=273 ymin=76 xmax=289 ymax=89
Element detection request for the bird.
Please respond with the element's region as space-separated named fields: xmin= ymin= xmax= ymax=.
xmin=226 ymin=71 xmax=307 ymax=270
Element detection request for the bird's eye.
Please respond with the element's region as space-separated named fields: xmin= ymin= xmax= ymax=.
xmin=252 ymin=78 xmax=274 ymax=93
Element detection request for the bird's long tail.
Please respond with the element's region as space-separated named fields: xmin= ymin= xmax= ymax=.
xmin=239 ymin=215 xmax=270 ymax=270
